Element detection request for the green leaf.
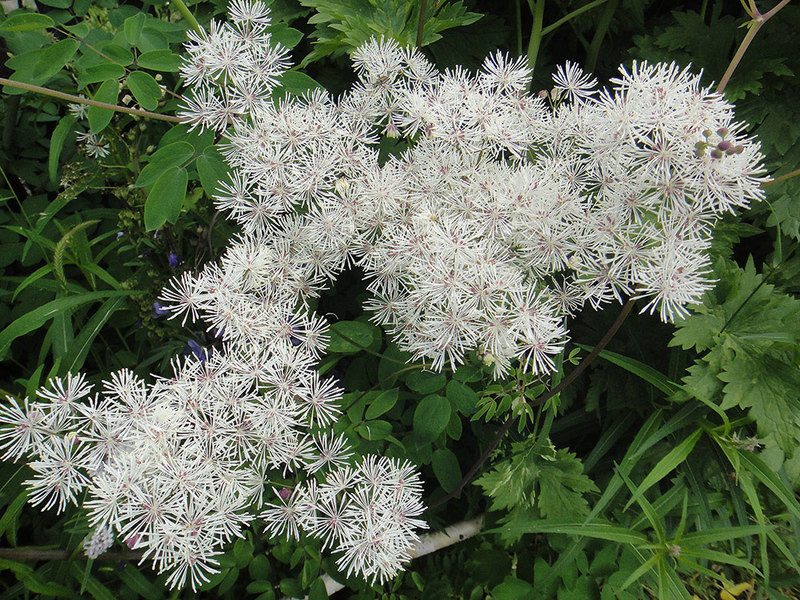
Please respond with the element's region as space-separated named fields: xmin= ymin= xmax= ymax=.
xmin=126 ymin=71 xmax=162 ymax=110
xmin=48 ymin=115 xmax=76 ymax=185
xmin=267 ymin=23 xmax=303 ymax=48
xmin=679 ymin=526 xmax=764 ymax=546
xmin=413 ymin=394 xmax=451 ymax=442
xmin=196 ymin=146 xmax=232 ymax=198
xmin=0 ymin=491 xmax=27 ymax=545
xmin=537 ymin=449 xmax=598 ymax=520
xmin=77 ymin=63 xmax=126 ymax=89
xmin=0 ymin=12 xmax=54 ymax=32
xmin=309 ymin=578 xmax=328 ymax=600
xmin=365 ymin=388 xmax=399 ymax=419
xmin=327 ymin=321 xmax=376 ymax=353
xmin=123 ymin=13 xmax=147 ymax=45
xmin=623 ymin=429 xmax=702 ymax=511
xmin=0 ymin=290 xmax=137 ymax=360
xmin=137 ymin=49 xmax=182 ymax=72
xmin=144 ymin=166 xmax=188 ymax=231
xmin=277 ymin=71 xmax=322 ymax=97
xmin=580 ymin=345 xmax=680 ymax=395
xmin=88 ymin=79 xmax=119 ymax=133
xmin=62 ymin=297 xmax=126 ymax=372
xmin=355 ymin=419 xmax=392 ymax=440
xmin=491 ymin=576 xmax=535 ymax=600
xmin=488 ymin=519 xmax=649 ymax=545
xmin=446 ymin=379 xmax=478 ymax=415
xmin=31 ymin=39 xmax=80 ymax=82
xmin=135 ymin=141 xmax=195 ymax=187
xmin=432 ymin=448 xmax=462 ymax=493
xmin=405 ymin=370 xmax=446 ymax=394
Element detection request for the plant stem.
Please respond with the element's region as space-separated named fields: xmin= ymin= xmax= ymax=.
xmin=427 ymin=296 xmax=637 ymax=511
xmin=170 ymin=0 xmax=203 ymax=35
xmin=515 ymin=0 xmax=523 ymax=57
xmin=762 ymin=166 xmax=800 ymax=188
xmin=585 ymin=0 xmax=618 ymax=72
xmin=540 ymin=0 xmax=610 ymax=36
xmin=526 ymin=0 xmax=545 ymax=72
xmin=416 ymin=0 xmax=428 ymax=48
xmin=0 ymin=78 xmax=182 ymax=123
xmin=716 ymin=0 xmax=793 ymax=94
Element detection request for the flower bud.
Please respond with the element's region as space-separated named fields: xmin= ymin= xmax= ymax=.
xmin=717 ymin=140 xmax=732 ymax=151
xmin=716 ymin=127 xmax=729 ymax=138
xmin=710 ymin=148 xmax=724 ymax=159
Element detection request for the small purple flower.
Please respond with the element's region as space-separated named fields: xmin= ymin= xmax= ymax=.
xmin=184 ymin=339 xmax=207 ymax=363
xmin=168 ymin=252 xmax=180 ymax=267
xmin=152 ymin=302 xmax=169 ymax=319
xmin=116 ymin=231 xmax=125 ymax=239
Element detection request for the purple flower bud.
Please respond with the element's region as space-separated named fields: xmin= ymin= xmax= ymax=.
xmin=278 ymin=487 xmax=292 ymax=500
xmin=717 ymin=140 xmax=732 ymax=151
xmin=710 ymin=149 xmax=724 ymax=159
xmin=168 ymin=252 xmax=180 ymax=267
xmin=185 ymin=339 xmax=207 ymax=363
xmin=716 ymin=127 xmax=729 ymax=138
xmin=152 ymin=302 xmax=169 ymax=319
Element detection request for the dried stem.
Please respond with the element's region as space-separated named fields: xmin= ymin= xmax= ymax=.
xmin=427 ymin=296 xmax=637 ymax=511
xmin=0 ymin=78 xmax=182 ymax=123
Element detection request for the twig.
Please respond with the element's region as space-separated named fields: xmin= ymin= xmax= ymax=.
xmin=0 ymin=78 xmax=183 ymax=123
xmin=427 ymin=296 xmax=637 ymax=511
xmin=716 ymin=0 xmax=793 ymax=94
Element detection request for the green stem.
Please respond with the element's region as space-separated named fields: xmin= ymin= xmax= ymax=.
xmin=416 ymin=0 xmax=428 ymax=48
xmin=0 ymin=78 xmax=182 ymax=123
xmin=514 ymin=0 xmax=523 ymax=57
xmin=526 ymin=0 xmax=545 ymax=73
xmin=585 ymin=0 xmax=618 ymax=72
xmin=170 ymin=0 xmax=203 ymax=35
xmin=540 ymin=0 xmax=610 ymax=36
xmin=762 ymin=167 xmax=800 ymax=188
xmin=717 ymin=0 xmax=792 ymax=94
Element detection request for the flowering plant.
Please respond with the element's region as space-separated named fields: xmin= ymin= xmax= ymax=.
xmin=1 ymin=0 xmax=795 ymax=597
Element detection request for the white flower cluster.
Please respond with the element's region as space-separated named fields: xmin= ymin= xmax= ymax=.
xmin=0 ymin=348 xmax=424 ymax=588
xmin=173 ymin=1 xmax=766 ymax=378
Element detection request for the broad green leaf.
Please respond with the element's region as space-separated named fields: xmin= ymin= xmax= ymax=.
xmin=446 ymin=379 xmax=478 ymax=415
xmin=77 ymin=63 xmax=126 ymax=89
xmin=0 ymin=491 xmax=27 ymax=545
xmin=48 ymin=115 xmax=76 ymax=185
xmin=32 ymin=39 xmax=80 ymax=81
xmin=309 ymin=578 xmax=328 ymax=600
xmin=267 ymin=23 xmax=303 ymax=48
xmin=491 ymin=576 xmax=535 ymax=600
xmin=355 ymin=420 xmax=392 ymax=440
xmin=88 ymin=79 xmax=119 ymax=133
xmin=196 ymin=145 xmax=232 ymax=198
xmin=126 ymin=70 xmax=162 ymax=110
xmin=0 ymin=290 xmax=137 ymax=360
xmin=413 ymin=394 xmax=451 ymax=442
xmin=432 ymin=448 xmax=462 ymax=493
xmin=405 ymin=370 xmax=446 ymax=394
xmin=123 ymin=13 xmax=146 ymax=45
xmin=143 ymin=166 xmax=188 ymax=231
xmin=365 ymin=388 xmax=399 ymax=419
xmin=0 ymin=13 xmax=54 ymax=32
xmin=137 ymin=49 xmax=182 ymax=72
xmin=277 ymin=71 xmax=322 ymax=97
xmin=327 ymin=321 xmax=376 ymax=353
xmin=135 ymin=141 xmax=195 ymax=187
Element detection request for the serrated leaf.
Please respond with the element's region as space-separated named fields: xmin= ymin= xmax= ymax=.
xmin=144 ymin=166 xmax=188 ymax=230
xmin=126 ymin=71 xmax=161 ymax=110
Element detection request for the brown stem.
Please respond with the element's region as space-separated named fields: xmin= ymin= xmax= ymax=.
xmin=0 ymin=77 xmax=182 ymax=123
xmin=427 ymin=296 xmax=637 ymax=511
xmin=762 ymin=166 xmax=800 ymax=188
xmin=0 ymin=547 xmax=143 ymax=561
xmin=716 ymin=0 xmax=793 ymax=94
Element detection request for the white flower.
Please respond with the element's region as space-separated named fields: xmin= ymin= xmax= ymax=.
xmin=75 ymin=132 xmax=110 ymax=158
